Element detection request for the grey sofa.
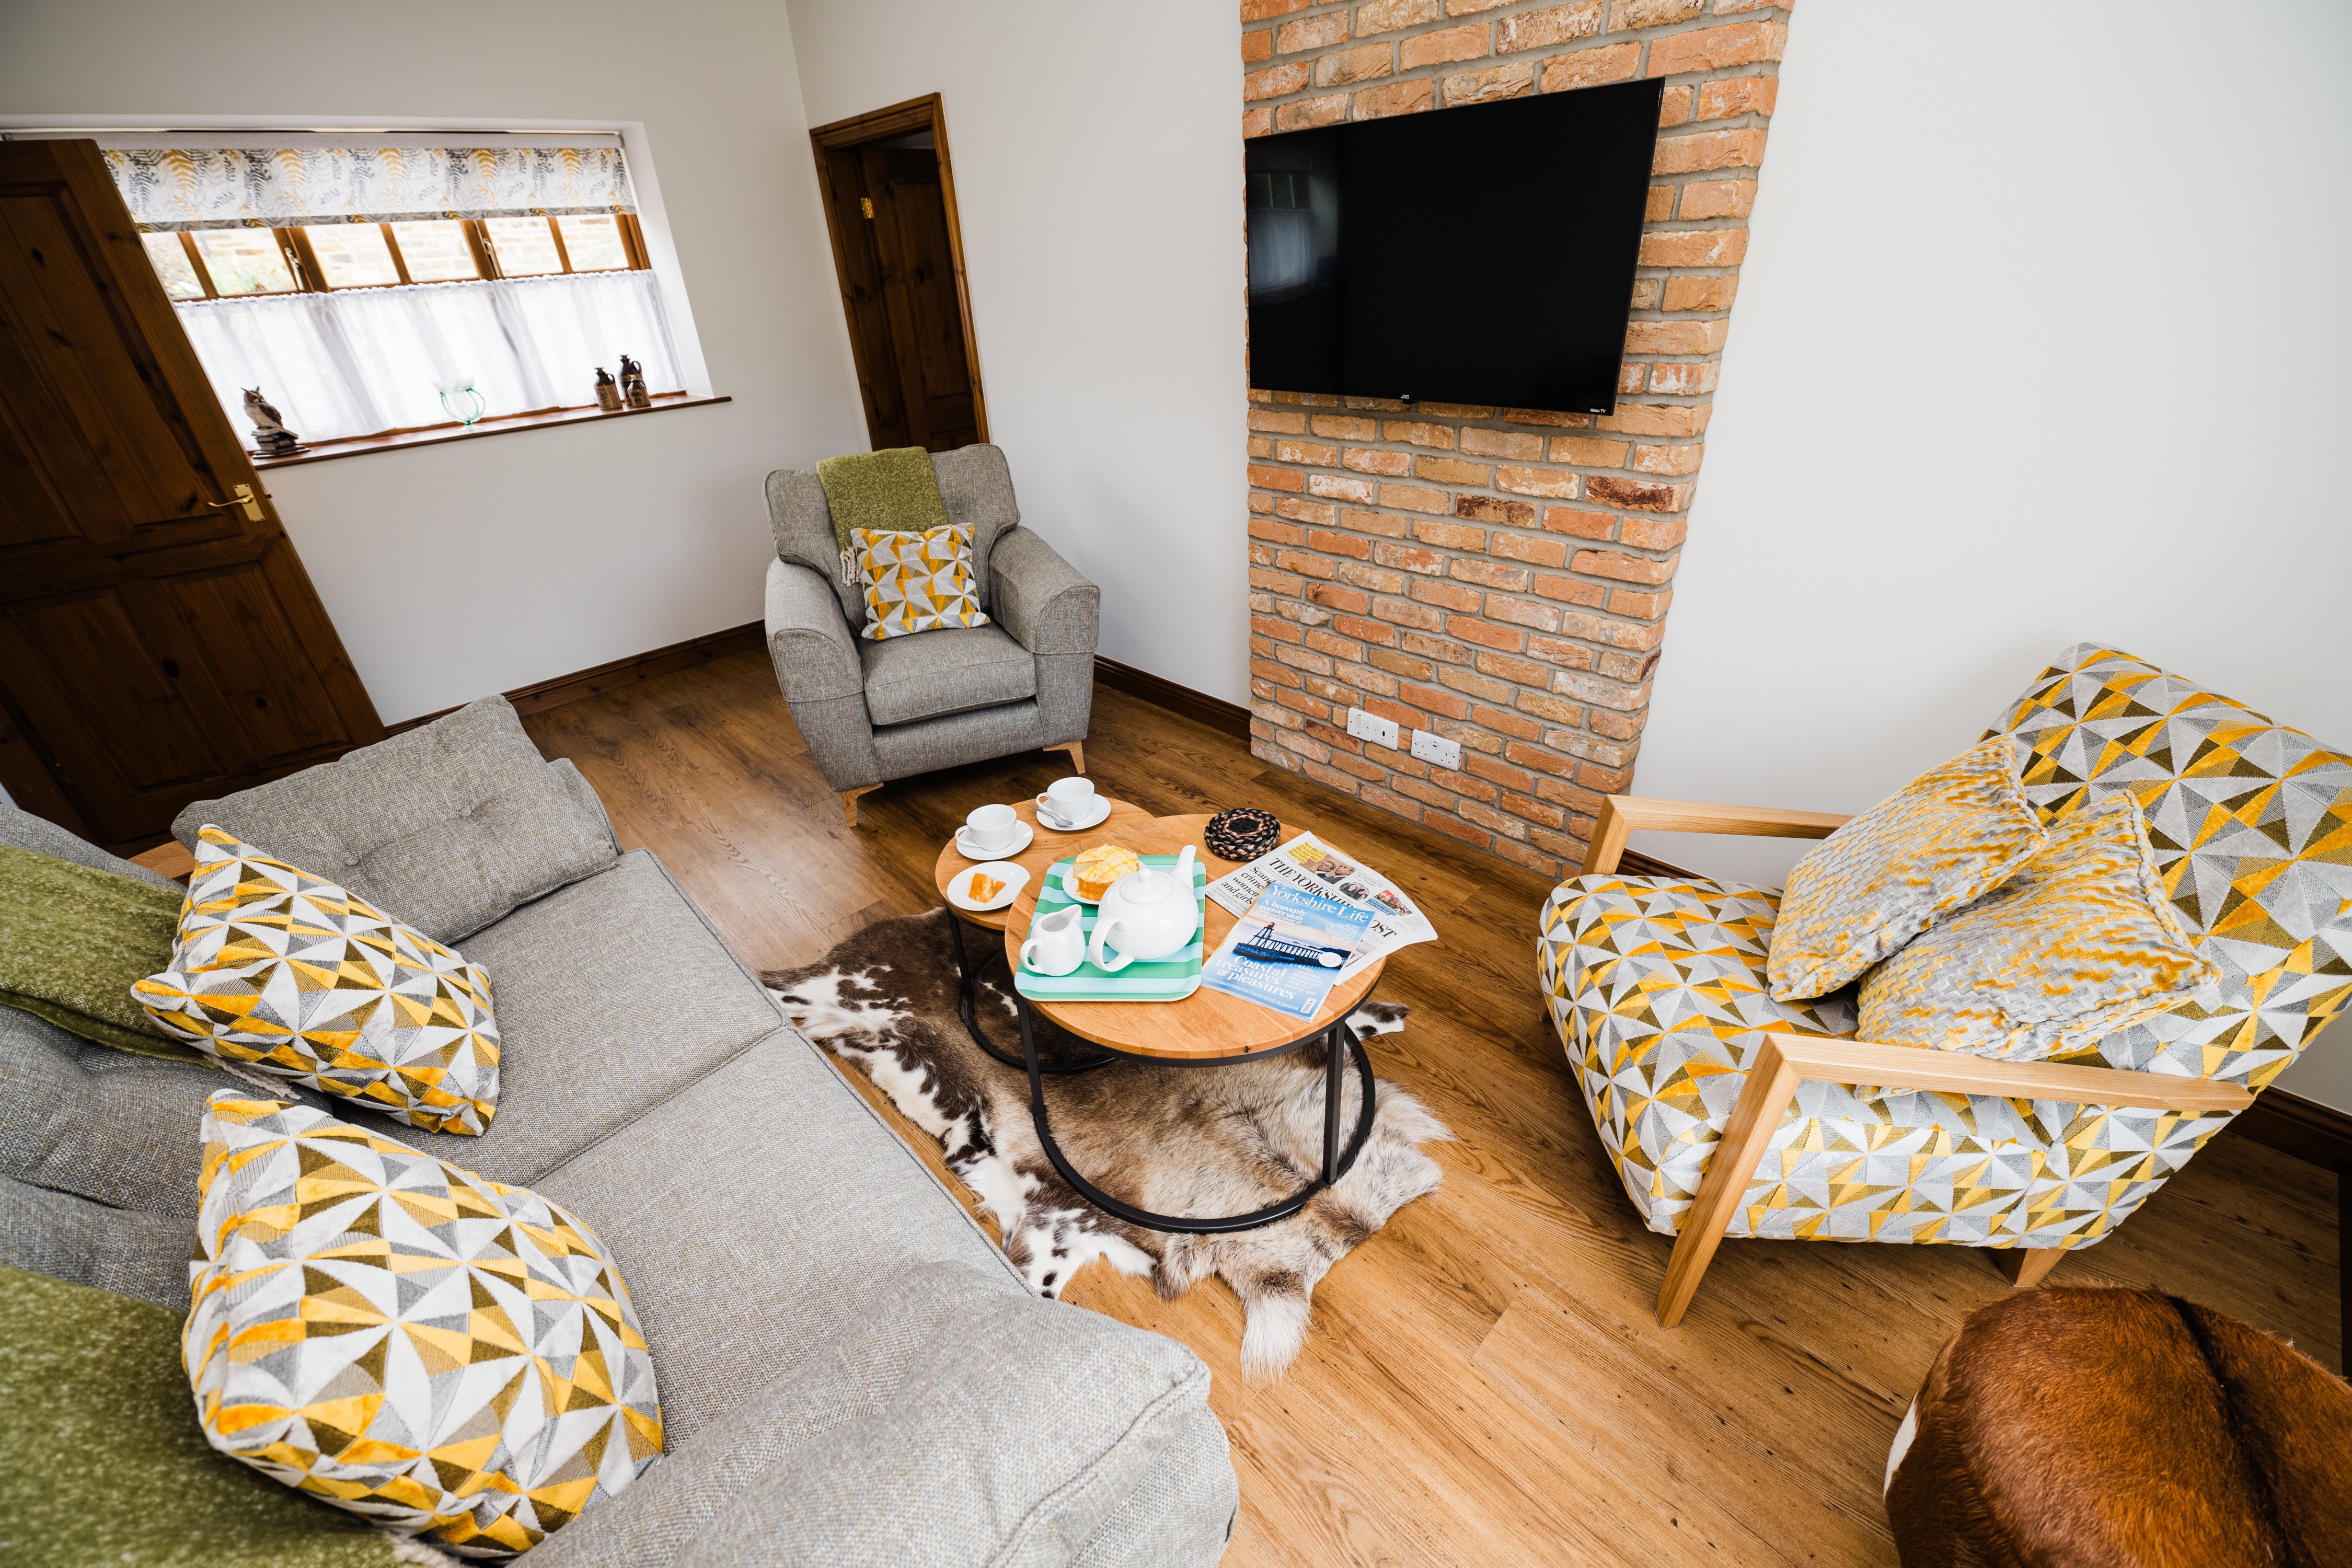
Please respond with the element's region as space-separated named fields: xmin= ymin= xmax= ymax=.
xmin=765 ymin=445 xmax=1099 ymax=825
xmin=0 ymin=698 xmax=1236 ymax=1566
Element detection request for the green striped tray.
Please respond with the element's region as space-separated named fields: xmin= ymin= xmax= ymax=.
xmin=1014 ymin=855 xmax=1206 ymax=1003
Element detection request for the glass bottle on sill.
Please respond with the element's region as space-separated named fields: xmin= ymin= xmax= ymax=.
xmin=435 ymin=376 xmax=487 ymax=428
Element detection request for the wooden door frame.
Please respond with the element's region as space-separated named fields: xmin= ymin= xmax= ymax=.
xmin=809 ymin=94 xmax=988 ymax=447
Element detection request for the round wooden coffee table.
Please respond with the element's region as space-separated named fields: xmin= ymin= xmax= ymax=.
xmin=932 ymin=795 xmax=1159 ymax=1074
xmin=992 ymin=811 xmax=1388 ymax=1236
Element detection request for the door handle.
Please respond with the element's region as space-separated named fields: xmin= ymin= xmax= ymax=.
xmin=204 ymin=483 xmax=267 ymax=522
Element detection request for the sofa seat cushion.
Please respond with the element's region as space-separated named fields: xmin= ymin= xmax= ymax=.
xmin=524 ymin=1030 xmax=1233 ymax=1566
xmin=2 ymin=850 xmax=783 ymax=1225
xmin=172 ymin=697 xmax=617 ymax=945
xmin=190 ymin=1092 xmax=663 ymax=1558
xmin=859 ymin=622 xmax=1035 ymax=728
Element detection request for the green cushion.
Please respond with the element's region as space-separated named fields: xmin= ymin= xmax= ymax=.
xmin=0 ymin=1264 xmax=396 ymax=1567
xmin=815 ymin=445 xmax=950 ymax=550
xmin=0 ymin=845 xmax=206 ymax=1064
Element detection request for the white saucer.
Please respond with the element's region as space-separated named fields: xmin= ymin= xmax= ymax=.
xmin=1058 ymin=865 xmax=1101 ymax=906
xmin=1035 ymin=795 xmax=1112 ymax=833
xmin=947 ymin=861 xmax=1030 ymax=913
xmin=955 ymin=820 xmax=1033 ymax=860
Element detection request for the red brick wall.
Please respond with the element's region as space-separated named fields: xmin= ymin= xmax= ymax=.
xmin=1241 ymin=0 xmax=1787 ymax=879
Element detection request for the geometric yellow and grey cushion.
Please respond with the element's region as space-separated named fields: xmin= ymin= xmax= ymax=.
xmin=1987 ymin=643 xmax=2352 ymax=1089
xmin=1767 ymin=737 xmax=2048 ymax=1004
xmin=1858 ymin=794 xmax=2221 ymax=1062
xmin=134 ymin=827 xmax=500 ymax=1136
xmin=187 ymin=1092 xmax=662 ymax=1558
xmin=852 ymin=522 xmax=990 ymax=642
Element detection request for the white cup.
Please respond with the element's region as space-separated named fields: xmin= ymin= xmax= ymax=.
xmin=1020 ymin=904 xmax=1086 ymax=976
xmin=1035 ymin=777 xmax=1096 ymax=827
xmin=964 ymin=803 xmax=1018 ymax=852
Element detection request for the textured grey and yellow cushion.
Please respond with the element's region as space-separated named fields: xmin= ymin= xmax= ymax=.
xmin=189 ymin=1092 xmax=662 ymax=1558
xmin=1768 ymin=737 xmax=2048 ymax=1001
xmin=172 ymin=698 xmax=616 ymax=946
xmin=1859 ymin=795 xmax=2220 ymax=1061
xmin=136 ymin=829 xmax=500 ymax=1136
xmin=0 ymin=1263 xmax=402 ymax=1568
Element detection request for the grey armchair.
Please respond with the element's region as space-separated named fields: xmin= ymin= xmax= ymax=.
xmin=763 ymin=444 xmax=1100 ymax=824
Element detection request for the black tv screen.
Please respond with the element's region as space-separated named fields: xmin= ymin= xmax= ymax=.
xmin=1247 ymin=78 xmax=1665 ymax=415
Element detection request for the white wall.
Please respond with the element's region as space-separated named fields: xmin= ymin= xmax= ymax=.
xmin=0 ymin=0 xmax=867 ymax=723
xmin=1630 ymin=1 xmax=2352 ymax=1109
xmin=781 ymin=0 xmax=1249 ymax=701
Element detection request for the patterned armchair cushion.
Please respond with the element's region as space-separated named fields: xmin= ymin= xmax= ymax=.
xmin=1859 ymin=794 xmax=2220 ymax=1062
xmin=1767 ymin=738 xmax=2048 ymax=1002
xmin=1541 ymin=875 xmax=2222 ymax=1251
xmin=1991 ymin=644 xmax=2352 ymax=1086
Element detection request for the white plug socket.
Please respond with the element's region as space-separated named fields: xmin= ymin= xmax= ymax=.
xmin=1411 ymin=729 xmax=1462 ymax=770
xmin=1346 ymin=707 xmax=1400 ymax=749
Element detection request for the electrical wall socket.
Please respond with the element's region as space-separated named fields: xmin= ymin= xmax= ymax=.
xmin=1346 ymin=707 xmax=1400 ymax=749
xmin=1411 ymin=729 xmax=1462 ymax=770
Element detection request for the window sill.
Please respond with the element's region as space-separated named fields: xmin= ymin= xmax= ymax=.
xmin=252 ymin=393 xmax=732 ymax=468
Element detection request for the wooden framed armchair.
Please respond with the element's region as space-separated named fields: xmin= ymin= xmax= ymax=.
xmin=1539 ymin=645 xmax=2348 ymax=1328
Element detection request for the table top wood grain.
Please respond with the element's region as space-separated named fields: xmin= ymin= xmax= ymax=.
xmin=994 ymin=811 xmax=1384 ymax=1060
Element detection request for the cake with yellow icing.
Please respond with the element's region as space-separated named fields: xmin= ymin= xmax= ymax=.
xmin=1073 ymin=843 xmax=1140 ymax=901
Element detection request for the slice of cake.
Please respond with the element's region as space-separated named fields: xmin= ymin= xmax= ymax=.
xmin=968 ymin=872 xmax=1005 ymax=903
xmin=1073 ymin=843 xmax=1140 ymax=901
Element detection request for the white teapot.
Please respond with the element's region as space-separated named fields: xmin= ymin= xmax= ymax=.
xmin=1089 ymin=846 xmax=1200 ymax=972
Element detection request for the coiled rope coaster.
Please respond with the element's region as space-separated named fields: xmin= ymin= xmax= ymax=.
xmin=1204 ymin=806 xmax=1282 ymax=863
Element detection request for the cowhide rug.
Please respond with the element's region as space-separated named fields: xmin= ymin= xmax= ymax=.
xmin=763 ymin=908 xmax=1449 ymax=1376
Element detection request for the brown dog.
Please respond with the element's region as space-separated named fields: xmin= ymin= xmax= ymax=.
xmin=1885 ymin=1287 xmax=2352 ymax=1566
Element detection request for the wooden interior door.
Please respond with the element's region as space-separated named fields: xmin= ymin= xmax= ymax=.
xmin=0 ymin=139 xmax=384 ymax=853
xmin=812 ymin=96 xmax=988 ymax=454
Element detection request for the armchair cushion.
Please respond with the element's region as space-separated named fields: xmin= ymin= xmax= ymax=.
xmin=1991 ymin=643 xmax=2352 ymax=1085
xmin=850 ymin=522 xmax=989 ymax=641
xmin=859 ymin=623 xmax=1036 ymax=728
xmin=172 ymin=697 xmax=617 ymax=946
xmin=1541 ymin=873 xmax=2203 ymax=1250
xmin=1858 ymin=794 xmax=2219 ymax=1062
xmin=1767 ymin=737 xmax=2048 ymax=1002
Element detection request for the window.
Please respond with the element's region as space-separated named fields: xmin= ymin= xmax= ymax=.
xmin=145 ymin=213 xmax=653 ymax=302
xmin=102 ymin=140 xmax=685 ymax=447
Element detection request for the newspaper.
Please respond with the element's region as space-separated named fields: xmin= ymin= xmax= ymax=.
xmin=1206 ymin=832 xmax=1437 ymax=983
xmin=1199 ymin=882 xmax=1377 ymax=1020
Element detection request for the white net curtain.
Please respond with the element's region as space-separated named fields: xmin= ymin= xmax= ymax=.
xmin=175 ymin=272 xmax=682 ymax=444
xmin=100 ymin=134 xmax=684 ymax=444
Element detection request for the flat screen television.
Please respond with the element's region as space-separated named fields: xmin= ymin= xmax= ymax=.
xmin=1246 ymin=78 xmax=1665 ymax=416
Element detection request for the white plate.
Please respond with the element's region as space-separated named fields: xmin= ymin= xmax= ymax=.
xmin=955 ymin=820 xmax=1033 ymax=861
xmin=947 ymin=861 xmax=1030 ymax=913
xmin=1034 ymin=795 xmax=1112 ymax=833
xmin=1058 ymin=864 xmax=1101 ymax=906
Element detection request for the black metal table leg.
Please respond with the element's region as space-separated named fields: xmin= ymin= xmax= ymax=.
xmin=1017 ymin=990 xmax=1380 ymax=1235
xmin=946 ymin=909 xmax=1115 ymax=1075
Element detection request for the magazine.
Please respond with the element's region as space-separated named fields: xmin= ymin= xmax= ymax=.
xmin=1200 ymin=882 xmax=1377 ymax=1020
xmin=1205 ymin=831 xmax=1438 ymax=983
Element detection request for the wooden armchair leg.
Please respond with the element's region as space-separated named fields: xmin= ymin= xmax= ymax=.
xmin=840 ymin=783 xmax=883 ymax=826
xmin=1991 ymin=1247 xmax=2063 ymax=1288
xmin=1657 ymin=1039 xmax=1803 ymax=1328
xmin=1045 ymin=741 xmax=1085 ymax=774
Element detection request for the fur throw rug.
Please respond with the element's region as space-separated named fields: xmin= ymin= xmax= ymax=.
xmin=764 ymin=909 xmax=1449 ymax=1376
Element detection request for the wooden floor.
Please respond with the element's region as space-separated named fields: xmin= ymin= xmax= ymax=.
xmin=525 ymin=651 xmax=2344 ymax=1568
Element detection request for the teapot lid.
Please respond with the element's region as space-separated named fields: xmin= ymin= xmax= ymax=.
xmin=1115 ymin=845 xmax=1195 ymax=905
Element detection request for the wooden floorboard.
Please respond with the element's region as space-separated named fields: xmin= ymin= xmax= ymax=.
xmin=524 ymin=650 xmax=2344 ymax=1568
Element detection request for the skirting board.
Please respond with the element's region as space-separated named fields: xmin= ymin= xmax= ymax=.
xmin=2228 ymin=1086 xmax=2352 ymax=1174
xmin=1093 ymin=655 xmax=1251 ymax=740
xmin=385 ymin=621 xmax=764 ymax=735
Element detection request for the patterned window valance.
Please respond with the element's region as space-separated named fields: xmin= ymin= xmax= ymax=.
xmin=103 ymin=145 xmax=637 ymax=233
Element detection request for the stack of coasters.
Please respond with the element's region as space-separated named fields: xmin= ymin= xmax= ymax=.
xmin=1205 ymin=806 xmax=1282 ymax=863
